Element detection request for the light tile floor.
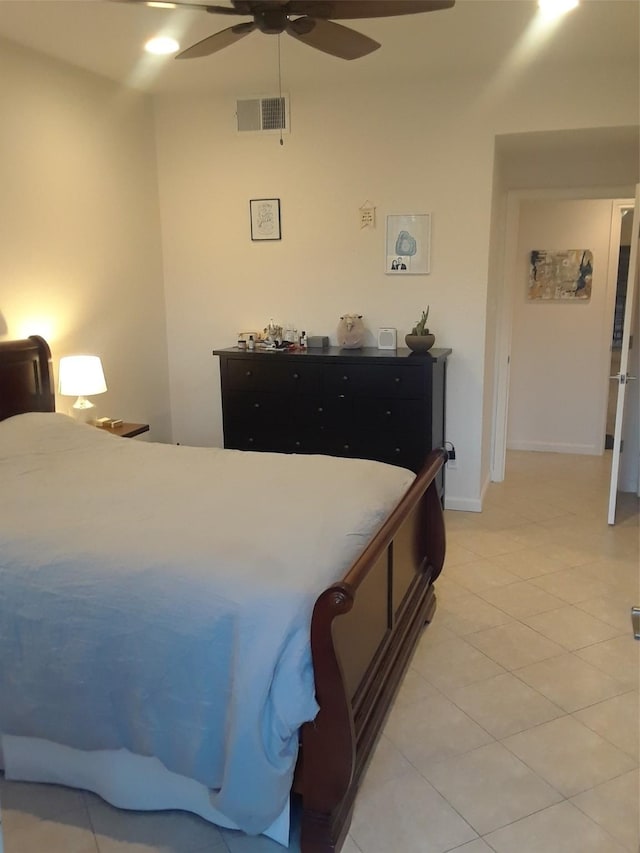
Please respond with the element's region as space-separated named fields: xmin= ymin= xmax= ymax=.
xmin=1 ymin=451 xmax=638 ymax=853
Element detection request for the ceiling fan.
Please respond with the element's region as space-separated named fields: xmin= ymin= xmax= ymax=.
xmin=121 ymin=1 xmax=455 ymax=61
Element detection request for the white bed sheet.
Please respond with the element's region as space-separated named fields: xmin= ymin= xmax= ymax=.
xmin=0 ymin=413 xmax=414 ymax=839
xmin=0 ymin=736 xmax=290 ymax=844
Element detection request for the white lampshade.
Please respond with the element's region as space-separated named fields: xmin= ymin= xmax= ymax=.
xmin=58 ymin=355 xmax=107 ymax=421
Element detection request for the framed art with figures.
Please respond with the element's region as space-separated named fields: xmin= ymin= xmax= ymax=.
xmin=385 ymin=213 xmax=430 ymax=275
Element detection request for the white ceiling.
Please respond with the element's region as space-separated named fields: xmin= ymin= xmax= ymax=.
xmin=0 ymin=0 xmax=638 ymax=95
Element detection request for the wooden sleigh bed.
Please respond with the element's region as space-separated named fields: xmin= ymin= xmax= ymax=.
xmin=0 ymin=335 xmax=447 ymax=853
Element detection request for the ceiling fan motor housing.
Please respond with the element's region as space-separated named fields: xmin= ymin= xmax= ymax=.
xmin=255 ymin=10 xmax=289 ymax=33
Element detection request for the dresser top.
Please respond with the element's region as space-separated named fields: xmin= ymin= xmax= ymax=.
xmin=213 ymin=346 xmax=451 ymax=363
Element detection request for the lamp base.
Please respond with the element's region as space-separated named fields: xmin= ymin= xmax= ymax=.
xmin=72 ymin=396 xmax=96 ymax=424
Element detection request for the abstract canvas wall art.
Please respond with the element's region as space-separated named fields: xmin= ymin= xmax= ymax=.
xmin=528 ymin=249 xmax=593 ymax=301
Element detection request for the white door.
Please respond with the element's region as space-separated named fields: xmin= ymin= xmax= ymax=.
xmin=608 ymin=184 xmax=640 ymax=525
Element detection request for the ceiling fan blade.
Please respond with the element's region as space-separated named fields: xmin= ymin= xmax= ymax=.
xmin=109 ymin=0 xmax=241 ymax=12
xmin=230 ymin=0 xmax=288 ymax=9
xmin=204 ymin=3 xmax=253 ymax=15
xmin=284 ymin=1 xmax=454 ymax=19
xmin=176 ymin=21 xmax=255 ymax=58
xmin=287 ymin=17 xmax=379 ymax=60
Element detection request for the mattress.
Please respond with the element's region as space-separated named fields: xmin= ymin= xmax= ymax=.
xmin=0 ymin=413 xmax=414 ymax=839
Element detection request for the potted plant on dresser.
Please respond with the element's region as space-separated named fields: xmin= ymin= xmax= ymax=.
xmin=405 ymin=307 xmax=435 ymax=352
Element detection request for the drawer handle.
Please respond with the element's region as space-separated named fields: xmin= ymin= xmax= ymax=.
xmin=342 ymin=375 xmax=349 ymax=382
xmin=317 ymin=406 xmax=324 ymax=413
xmin=385 ymin=410 xmax=392 ymax=416
xmin=253 ymin=402 xmax=260 ymax=409
xmin=343 ymin=444 xmax=350 ymax=451
xmin=248 ymin=438 xmax=254 ymax=444
xmin=245 ymin=370 xmax=252 ymax=377
xmin=394 ymin=447 xmax=401 ymax=454
xmin=293 ymin=372 xmax=300 ymax=380
xmin=295 ymin=441 xmax=301 ymax=448
xmin=394 ymin=377 xmax=401 ymax=383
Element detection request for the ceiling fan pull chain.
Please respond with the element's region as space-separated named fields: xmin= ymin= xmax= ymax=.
xmin=278 ymin=34 xmax=284 ymax=146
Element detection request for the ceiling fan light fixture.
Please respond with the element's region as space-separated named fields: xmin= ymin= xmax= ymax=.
xmin=144 ymin=35 xmax=180 ymax=54
xmin=538 ymin=0 xmax=579 ymax=19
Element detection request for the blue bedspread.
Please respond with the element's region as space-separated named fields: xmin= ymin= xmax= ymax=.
xmin=0 ymin=414 xmax=414 ymax=834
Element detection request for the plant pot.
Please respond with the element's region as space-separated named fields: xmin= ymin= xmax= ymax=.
xmin=405 ymin=333 xmax=435 ymax=352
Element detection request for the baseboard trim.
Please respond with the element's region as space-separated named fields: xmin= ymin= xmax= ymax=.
xmin=506 ymin=440 xmax=600 ymax=456
xmin=444 ymin=495 xmax=483 ymax=513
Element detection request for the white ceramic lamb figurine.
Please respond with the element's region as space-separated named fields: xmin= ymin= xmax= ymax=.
xmin=337 ymin=314 xmax=365 ymax=349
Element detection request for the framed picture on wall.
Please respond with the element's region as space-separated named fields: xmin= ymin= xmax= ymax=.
xmin=528 ymin=249 xmax=593 ymax=301
xmin=250 ymin=198 xmax=281 ymax=241
xmin=385 ymin=214 xmax=430 ymax=275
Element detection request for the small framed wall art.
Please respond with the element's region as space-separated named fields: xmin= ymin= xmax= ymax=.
xmin=250 ymin=198 xmax=281 ymax=241
xmin=385 ymin=213 xmax=430 ymax=275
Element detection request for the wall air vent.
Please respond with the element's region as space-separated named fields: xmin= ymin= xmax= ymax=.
xmin=236 ymin=95 xmax=290 ymax=134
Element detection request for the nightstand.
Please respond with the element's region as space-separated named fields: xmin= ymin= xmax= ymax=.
xmin=97 ymin=422 xmax=149 ymax=438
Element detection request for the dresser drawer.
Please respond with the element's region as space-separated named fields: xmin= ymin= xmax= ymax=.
xmin=226 ymin=392 xmax=354 ymax=433
xmin=224 ymin=391 xmax=285 ymax=425
xmin=228 ymin=426 xmax=328 ymax=457
xmin=224 ymin=427 xmax=284 ymax=453
xmin=297 ymin=394 xmax=353 ymax=428
xmin=356 ymin=397 xmax=425 ymax=429
xmin=323 ymin=364 xmax=424 ymax=398
xmin=227 ymin=358 xmax=321 ymax=393
xmin=277 ymin=428 xmax=329 ymax=455
xmin=361 ymin=432 xmax=423 ymax=472
xmin=320 ymin=432 xmax=369 ymax=460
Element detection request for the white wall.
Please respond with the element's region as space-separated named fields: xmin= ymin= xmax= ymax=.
xmin=507 ymin=199 xmax=617 ymax=454
xmin=0 ymin=40 xmax=172 ymax=440
xmin=0 ymin=28 xmax=637 ymax=508
xmin=154 ymin=57 xmax=639 ymax=509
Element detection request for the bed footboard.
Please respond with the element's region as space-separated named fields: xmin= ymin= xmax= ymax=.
xmin=298 ymin=448 xmax=447 ymax=852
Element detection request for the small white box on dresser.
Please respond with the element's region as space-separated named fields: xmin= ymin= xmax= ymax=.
xmin=377 ymin=327 xmax=397 ymax=350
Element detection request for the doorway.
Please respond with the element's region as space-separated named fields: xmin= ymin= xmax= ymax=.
xmin=492 ymin=192 xmax=633 ymax=483
xmin=488 ymin=126 xmax=640 ymax=494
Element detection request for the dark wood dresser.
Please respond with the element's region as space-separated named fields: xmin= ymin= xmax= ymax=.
xmin=213 ymin=346 xmax=451 ymax=491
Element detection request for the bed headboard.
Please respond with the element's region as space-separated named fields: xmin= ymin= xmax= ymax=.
xmin=0 ymin=336 xmax=55 ymax=421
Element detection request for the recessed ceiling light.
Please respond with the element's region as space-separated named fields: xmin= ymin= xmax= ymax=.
xmin=147 ymin=2 xmax=177 ymax=8
xmin=144 ymin=36 xmax=180 ymax=55
xmin=538 ymin=0 xmax=579 ymax=19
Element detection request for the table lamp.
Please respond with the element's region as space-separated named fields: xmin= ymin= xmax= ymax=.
xmin=58 ymin=355 xmax=107 ymax=422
